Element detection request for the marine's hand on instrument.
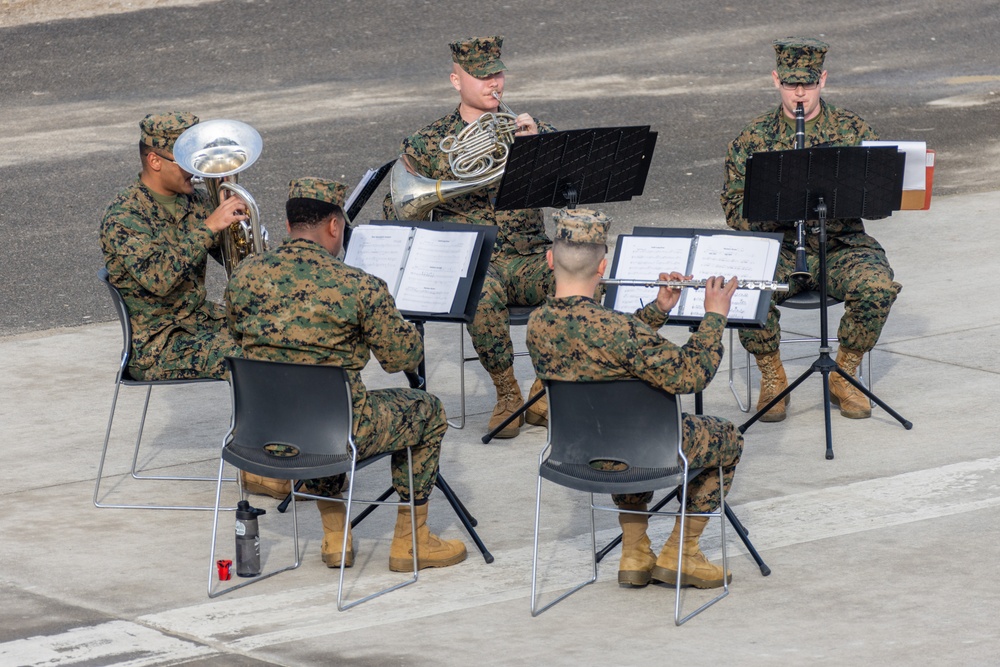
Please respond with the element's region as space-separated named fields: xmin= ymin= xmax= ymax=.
xmin=205 ymin=195 xmax=247 ymax=233
xmin=703 ymin=276 xmax=739 ymax=318
xmin=513 ymin=112 xmax=538 ymax=136
xmin=655 ymin=272 xmax=687 ymax=313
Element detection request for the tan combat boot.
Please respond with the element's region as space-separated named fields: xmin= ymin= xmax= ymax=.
xmin=754 ymin=350 xmax=789 ymax=422
xmin=524 ymin=377 xmax=548 ymax=427
xmin=388 ymin=503 xmax=467 ymax=571
xmin=650 ymin=516 xmax=731 ymax=589
xmin=487 ymin=366 xmax=524 ymax=439
xmin=830 ymin=346 xmax=871 ymax=419
xmin=240 ymin=471 xmax=291 ymax=499
xmin=617 ymin=503 xmax=656 ymax=587
xmin=317 ymin=498 xmax=354 ymax=568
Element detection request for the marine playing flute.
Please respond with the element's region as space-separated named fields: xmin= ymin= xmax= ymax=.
xmin=601 ymin=278 xmax=789 ymax=292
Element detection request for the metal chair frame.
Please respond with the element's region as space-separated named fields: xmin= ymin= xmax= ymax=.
xmin=94 ymin=268 xmax=233 ymax=511
xmin=449 ymin=305 xmax=536 ymax=429
xmin=729 ymin=290 xmax=873 ymax=412
xmin=531 ymin=379 xmax=728 ymax=625
xmin=207 ymin=357 xmax=417 ymax=610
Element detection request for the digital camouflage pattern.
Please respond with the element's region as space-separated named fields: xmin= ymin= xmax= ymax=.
xmin=552 ymin=208 xmax=611 ymax=245
xmin=773 ymin=37 xmax=829 ymax=84
xmin=527 ymin=297 xmax=743 ymax=513
xmin=225 ymin=237 xmax=445 ymax=501
xmin=384 ymin=105 xmax=558 ymax=373
xmin=287 ymin=177 xmax=346 ymax=205
xmin=139 ymin=112 xmax=199 ymax=151
xmin=100 ymin=177 xmax=238 ymax=380
xmin=721 ymin=99 xmax=902 ymax=355
xmin=449 ymin=35 xmax=506 ymax=77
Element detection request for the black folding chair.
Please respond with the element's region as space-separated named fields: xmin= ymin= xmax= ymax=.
xmin=531 ymin=379 xmax=728 ymax=625
xmin=207 ymin=357 xmax=418 ymax=610
xmin=94 ymin=268 xmax=231 ymax=510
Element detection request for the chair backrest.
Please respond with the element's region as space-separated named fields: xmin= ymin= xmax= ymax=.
xmin=98 ymin=267 xmax=134 ymax=366
xmin=225 ymin=356 xmax=354 ymax=465
xmin=544 ymin=379 xmax=684 ymax=492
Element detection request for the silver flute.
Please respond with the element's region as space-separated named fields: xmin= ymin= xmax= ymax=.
xmin=600 ymin=278 xmax=789 ymax=292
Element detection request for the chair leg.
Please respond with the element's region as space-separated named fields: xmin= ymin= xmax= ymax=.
xmin=530 ymin=477 xmax=599 ymax=617
xmin=673 ymin=466 xmax=730 ymax=626
xmin=448 ymin=325 xmax=469 ymax=429
xmin=336 ymin=446 xmax=419 ymax=611
xmin=208 ymin=460 xmax=301 ymax=599
xmin=728 ymin=329 xmax=752 ymax=412
xmin=93 ymin=381 xmax=125 ymax=508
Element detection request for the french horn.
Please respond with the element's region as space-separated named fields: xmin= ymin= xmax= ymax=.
xmin=173 ymin=119 xmax=267 ymax=276
xmin=388 ymin=92 xmax=521 ymax=220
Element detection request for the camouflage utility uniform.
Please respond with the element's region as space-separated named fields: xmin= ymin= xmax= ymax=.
xmin=526 ymin=297 xmax=743 ymax=513
xmin=100 ymin=177 xmax=238 ymax=380
xmin=721 ymin=99 xmax=901 ymax=356
xmin=385 ymin=107 xmax=557 ymax=374
xmin=225 ymin=237 xmax=445 ymax=501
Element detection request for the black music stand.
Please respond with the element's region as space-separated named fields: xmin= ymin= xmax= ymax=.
xmin=481 ymin=126 xmax=658 ymax=443
xmin=740 ymin=145 xmax=913 ymax=459
xmin=280 ymin=220 xmax=498 ymax=564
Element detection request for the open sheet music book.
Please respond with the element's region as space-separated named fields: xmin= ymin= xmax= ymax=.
xmin=609 ymin=233 xmax=781 ymax=325
xmin=344 ymin=225 xmax=477 ymax=315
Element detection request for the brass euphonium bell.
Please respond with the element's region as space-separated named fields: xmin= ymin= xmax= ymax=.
xmin=173 ymin=119 xmax=267 ymax=276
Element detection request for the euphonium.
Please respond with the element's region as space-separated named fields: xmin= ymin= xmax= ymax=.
xmin=173 ymin=119 xmax=267 ymax=277
xmin=389 ymin=91 xmax=520 ymax=220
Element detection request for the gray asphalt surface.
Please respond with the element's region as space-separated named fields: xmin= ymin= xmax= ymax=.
xmin=1 ymin=0 xmax=998 ymax=336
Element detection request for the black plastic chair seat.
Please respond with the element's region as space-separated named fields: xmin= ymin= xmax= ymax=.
xmin=780 ymin=290 xmax=842 ymax=309
xmin=222 ymin=441 xmax=355 ymax=480
xmin=540 ymin=461 xmax=686 ymax=495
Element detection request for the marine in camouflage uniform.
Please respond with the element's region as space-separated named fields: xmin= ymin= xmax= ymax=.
xmin=100 ymin=112 xmax=241 ymax=381
xmin=721 ymin=38 xmax=901 ymax=420
xmin=383 ymin=35 xmax=556 ymax=438
xmin=526 ymin=208 xmax=742 ymax=589
xmin=227 ymin=178 xmax=465 ymax=571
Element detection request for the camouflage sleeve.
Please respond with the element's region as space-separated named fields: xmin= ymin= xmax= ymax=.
xmin=357 ymin=273 xmax=423 ymax=373
xmin=634 ymin=300 xmax=668 ymax=329
xmin=631 ymin=311 xmax=727 ymax=394
xmin=721 ymin=129 xmax=786 ymax=233
xmin=101 ymin=197 xmax=215 ymax=297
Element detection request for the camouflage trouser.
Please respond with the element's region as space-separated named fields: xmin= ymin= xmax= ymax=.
xmin=468 ymin=252 xmax=554 ymax=375
xmin=607 ymin=414 xmax=743 ymax=513
xmin=306 ymin=388 xmax=446 ymax=502
xmin=131 ymin=324 xmax=240 ymax=381
xmin=739 ymin=243 xmax=901 ymax=356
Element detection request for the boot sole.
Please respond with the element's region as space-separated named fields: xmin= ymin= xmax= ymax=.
xmin=618 ymin=570 xmax=652 ymax=587
xmin=388 ymin=549 xmax=467 ymax=572
xmin=649 ymin=565 xmax=731 ymax=589
xmin=830 ymin=396 xmax=871 ymax=419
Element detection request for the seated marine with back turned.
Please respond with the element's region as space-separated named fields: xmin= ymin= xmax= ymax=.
xmin=226 ymin=178 xmax=467 ymax=573
xmin=526 ymin=208 xmax=744 ymax=590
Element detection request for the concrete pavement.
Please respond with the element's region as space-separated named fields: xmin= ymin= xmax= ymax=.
xmin=1 ymin=190 xmax=998 ymax=665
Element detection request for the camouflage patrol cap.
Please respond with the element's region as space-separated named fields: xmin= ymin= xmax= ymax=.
xmin=139 ymin=112 xmax=199 ymax=151
xmin=449 ymin=35 xmax=506 ymax=77
xmin=773 ymin=37 xmax=829 ymax=84
xmin=553 ymin=208 xmax=611 ymax=245
xmin=287 ymin=178 xmax=347 ymax=207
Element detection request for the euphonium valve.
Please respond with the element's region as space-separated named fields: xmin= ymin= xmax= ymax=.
xmin=173 ymin=119 xmax=268 ymax=277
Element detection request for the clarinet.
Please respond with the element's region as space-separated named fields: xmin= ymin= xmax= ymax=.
xmin=791 ymin=102 xmax=810 ymax=277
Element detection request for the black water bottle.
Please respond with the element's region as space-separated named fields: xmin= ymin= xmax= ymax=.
xmin=235 ymin=499 xmax=265 ymax=577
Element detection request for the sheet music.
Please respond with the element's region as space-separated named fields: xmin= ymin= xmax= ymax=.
xmin=394 ymin=229 xmax=476 ymax=313
xmin=862 ymin=140 xmax=927 ymax=190
xmin=679 ymin=234 xmax=779 ymax=319
xmin=611 ymin=235 xmax=693 ymax=314
xmin=342 ymin=225 xmax=412 ymax=294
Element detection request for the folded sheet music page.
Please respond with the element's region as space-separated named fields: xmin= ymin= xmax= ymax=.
xmin=394 ymin=228 xmax=475 ymax=313
xmin=612 ymin=233 xmax=780 ymax=321
xmin=343 ymin=225 xmax=412 ymax=293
